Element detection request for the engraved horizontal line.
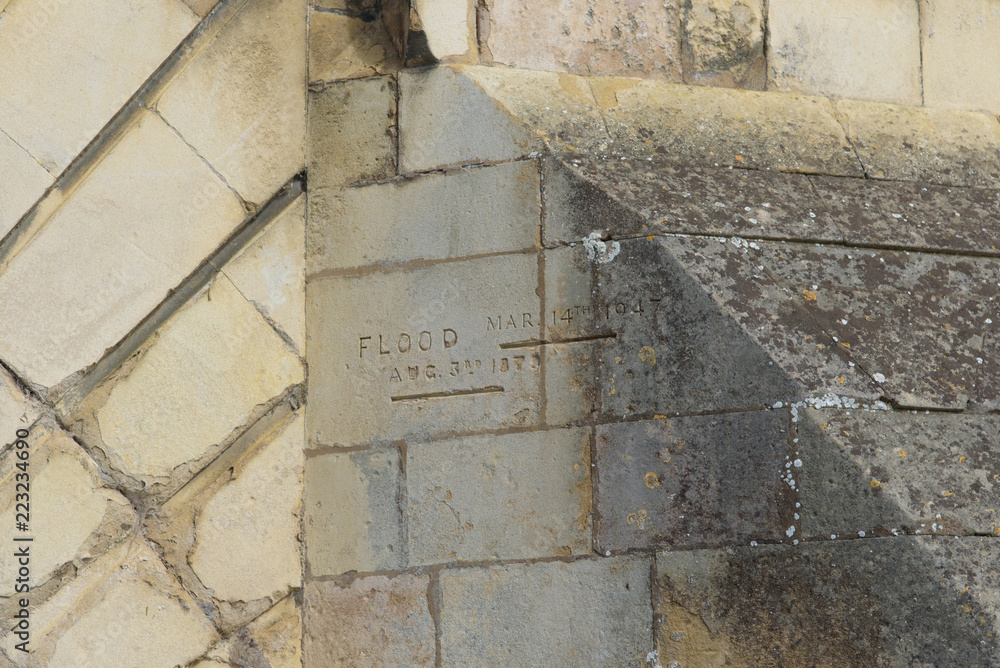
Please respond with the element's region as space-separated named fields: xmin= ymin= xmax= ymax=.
xmin=499 ymin=332 xmax=618 ymax=349
xmin=390 ymin=386 xmax=504 ymax=402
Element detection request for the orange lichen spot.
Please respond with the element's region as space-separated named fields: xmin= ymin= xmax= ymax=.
xmin=836 ymin=376 xmax=845 ymax=384
xmin=647 ymin=234 xmax=654 ymax=241
xmin=943 ymin=490 xmax=955 ymax=497
xmin=819 ymin=422 xmax=829 ymax=429
xmin=653 ymin=414 xmax=669 ymax=421
xmin=993 ymin=526 xmax=1000 ymax=536
xmin=898 ymin=450 xmax=906 ymax=458
xmin=644 ymin=472 xmax=660 ymax=489
xmin=959 ymin=456 xmax=966 ymax=463
xmin=735 ymin=155 xmax=745 ymax=163
xmin=870 ymin=479 xmax=881 ymax=488
xmin=802 ymin=289 xmax=817 ymax=301
xmin=841 ymin=342 xmax=851 ymax=348
xmin=638 ymin=346 xmax=656 ymax=366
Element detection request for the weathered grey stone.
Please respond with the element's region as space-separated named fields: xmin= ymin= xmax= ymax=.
xmin=544 ymin=155 xmax=843 ymax=246
xmin=406 ymin=427 xmax=591 ymax=564
xmin=439 ymin=557 xmax=653 ymax=666
xmin=486 ymin=0 xmax=681 ymax=81
xmin=796 ymin=408 xmax=1000 ymax=538
xmin=306 ymin=254 xmax=541 ymax=448
xmin=656 ymin=537 xmax=1000 ymax=666
xmin=811 ymin=175 xmax=1000 ymax=254
xmin=412 ymin=0 xmax=475 ymax=61
xmin=591 ymin=77 xmax=864 ymax=176
xmin=768 ymin=0 xmax=921 ymax=105
xmin=837 ymin=99 xmax=1000 ymax=188
xmin=596 ymin=411 xmax=789 ymax=552
xmin=398 ymin=66 xmax=533 ymax=173
xmin=308 ymin=76 xmax=396 ymax=188
xmin=307 ymin=161 xmax=538 ymax=272
xmin=304 ymin=448 xmax=403 ymax=575
xmin=304 ymin=575 xmax=435 ymax=667
xmin=757 ymin=243 xmax=996 ymax=409
xmin=682 ymin=0 xmax=766 ymax=90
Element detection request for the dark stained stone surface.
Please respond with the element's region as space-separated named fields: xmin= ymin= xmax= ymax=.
xmin=756 ymin=243 xmax=998 ymax=409
xmin=796 ymin=408 xmax=1000 ymax=539
xmin=656 ymin=537 xmax=1000 ymax=667
xmin=595 ymin=411 xmax=791 ymax=552
xmin=544 ymin=154 xmax=842 ymax=245
xmin=811 ymin=175 xmax=1000 ymax=254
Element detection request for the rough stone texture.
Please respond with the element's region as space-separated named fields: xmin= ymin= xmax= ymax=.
xmin=307 ymin=161 xmax=538 ymax=272
xmin=308 ymin=9 xmax=398 ymax=82
xmin=544 ymin=154 xmax=843 ymax=245
xmin=5 ymin=539 xmax=218 ymax=666
xmin=596 ymin=412 xmax=789 ymax=552
xmin=413 ymin=0 xmax=474 ymax=60
xmin=304 ymin=575 xmax=434 ymax=667
xmin=304 ymin=448 xmax=403 ymax=575
xmin=796 ymin=409 xmax=1000 ymax=538
xmin=682 ymin=0 xmax=765 ymax=89
xmin=811 ymin=175 xmax=1000 ymax=254
xmin=183 ymin=0 xmax=219 ymax=16
xmin=768 ymin=0 xmax=921 ymax=105
xmin=189 ymin=413 xmax=303 ymax=605
xmin=656 ymin=537 xmax=1000 ymax=666
xmin=487 ymin=0 xmax=681 ymax=81
xmin=837 ymin=99 xmax=1000 ymax=188
xmin=70 ymin=275 xmax=303 ymax=499
xmin=0 ymin=131 xmax=52 ymax=237
xmin=0 ymin=0 xmax=198 ymax=173
xmin=406 ymin=428 xmax=591 ymax=564
xmin=308 ymin=76 xmax=396 ymax=188
xmin=0 ymin=424 xmax=133 ymax=595
xmin=306 ymin=254 xmax=541 ymax=447
xmin=158 ymin=0 xmax=307 ymax=205
xmin=922 ymin=0 xmax=1000 ymax=114
xmin=398 ymin=66 xmax=533 ymax=173
xmin=439 ymin=557 xmax=653 ymax=666
xmin=225 ymin=195 xmax=306 ymax=353
xmin=198 ymin=595 xmax=304 ymax=668
xmin=757 ymin=242 xmax=996 ymax=409
xmin=591 ymin=77 xmax=864 ymax=175
xmin=0 ymin=110 xmax=247 ymax=389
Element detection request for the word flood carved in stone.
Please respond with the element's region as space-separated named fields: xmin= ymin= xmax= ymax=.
xmin=359 ymin=329 xmax=459 ymax=358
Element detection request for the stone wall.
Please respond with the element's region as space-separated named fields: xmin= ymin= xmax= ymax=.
xmin=408 ymin=0 xmax=1000 ymax=113
xmin=0 ymin=0 xmax=998 ymax=666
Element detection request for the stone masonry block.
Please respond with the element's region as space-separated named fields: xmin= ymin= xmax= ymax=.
xmin=306 ymin=253 xmax=541 ymax=447
xmin=308 ymin=75 xmax=396 ymax=188
xmin=439 ymin=556 xmax=653 ymax=666
xmin=0 ymin=110 xmax=247 ymax=390
xmin=487 ymin=0 xmax=681 ymax=81
xmin=69 ymin=275 xmax=303 ymax=501
xmin=308 ymin=8 xmax=398 ymax=82
xmin=922 ymin=0 xmax=1000 ymax=114
xmin=406 ymin=427 xmax=592 ymax=564
xmin=307 ymin=161 xmax=538 ymax=272
xmin=683 ymin=0 xmax=766 ymax=89
xmin=158 ymin=0 xmax=307 ymax=205
xmin=0 ymin=130 xmax=51 ymax=237
xmin=0 ymin=0 xmax=197 ymax=173
xmin=768 ymin=0 xmax=921 ymax=105
xmin=304 ymin=575 xmax=435 ymax=667
xmin=304 ymin=448 xmax=404 ymax=576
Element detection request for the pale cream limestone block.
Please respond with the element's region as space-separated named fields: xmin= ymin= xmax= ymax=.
xmin=0 ymin=110 xmax=246 ymax=390
xmin=922 ymin=0 xmax=1000 ymax=113
xmin=4 ymin=539 xmax=218 ymax=667
xmin=158 ymin=0 xmax=307 ymax=205
xmin=183 ymin=0 xmax=219 ymax=16
xmin=84 ymin=275 xmax=303 ymax=496
xmin=190 ymin=414 xmax=303 ymax=603
xmin=413 ymin=0 xmax=475 ymax=60
xmin=0 ymin=0 xmax=198 ymax=173
xmin=0 ymin=366 xmax=42 ymax=443
xmin=768 ymin=0 xmax=921 ymax=105
xmin=0 ymin=131 xmax=51 ymax=238
xmin=0 ymin=425 xmax=133 ymax=593
xmin=487 ymin=0 xmax=681 ymax=80
xmin=225 ymin=196 xmax=306 ymax=353
xmin=243 ymin=596 xmax=302 ymax=668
